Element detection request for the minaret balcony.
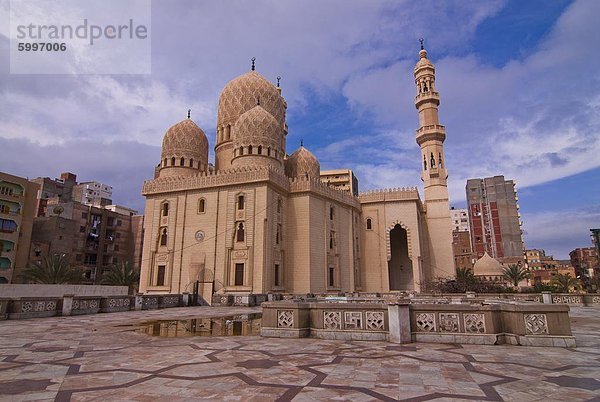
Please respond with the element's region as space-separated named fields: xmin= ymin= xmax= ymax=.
xmin=415 ymin=124 xmax=446 ymax=144
xmin=415 ymin=91 xmax=440 ymax=107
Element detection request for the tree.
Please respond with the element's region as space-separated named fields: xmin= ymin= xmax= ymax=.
xmin=20 ymin=254 xmax=83 ymax=284
xmin=101 ymin=261 xmax=139 ymax=295
xmin=502 ymin=264 xmax=530 ymax=288
xmin=455 ymin=267 xmax=475 ymax=284
xmin=551 ymin=273 xmax=580 ymax=293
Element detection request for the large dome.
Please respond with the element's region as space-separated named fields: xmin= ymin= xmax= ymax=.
xmin=285 ymin=145 xmax=320 ymax=178
xmin=161 ymin=119 xmax=209 ymax=170
xmin=217 ymin=71 xmax=286 ymax=128
xmin=233 ymin=105 xmax=281 ymax=151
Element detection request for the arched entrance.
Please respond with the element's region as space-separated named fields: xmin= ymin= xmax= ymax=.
xmin=388 ymin=224 xmax=413 ymax=290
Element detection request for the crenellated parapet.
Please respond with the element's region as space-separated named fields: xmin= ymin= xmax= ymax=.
xmin=142 ymin=165 xmax=290 ymax=195
xmin=359 ymin=187 xmax=421 ymax=204
xmin=289 ymin=175 xmax=361 ymax=209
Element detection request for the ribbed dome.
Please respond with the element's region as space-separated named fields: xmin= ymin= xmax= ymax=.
xmin=217 ymin=71 xmax=286 ymax=128
xmin=473 ymin=252 xmax=504 ymax=277
xmin=161 ymin=119 xmax=209 ymax=168
xmin=233 ymin=105 xmax=282 ymax=150
xmin=285 ymin=146 xmax=320 ymax=178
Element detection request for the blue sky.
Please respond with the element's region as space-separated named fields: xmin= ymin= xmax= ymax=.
xmin=0 ymin=0 xmax=599 ymax=259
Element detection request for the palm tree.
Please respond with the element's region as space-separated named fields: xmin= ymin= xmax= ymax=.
xmin=20 ymin=254 xmax=83 ymax=284
xmin=456 ymin=267 xmax=475 ymax=283
xmin=551 ymin=273 xmax=580 ymax=293
xmin=101 ymin=261 xmax=139 ymax=295
xmin=502 ymin=264 xmax=530 ymax=288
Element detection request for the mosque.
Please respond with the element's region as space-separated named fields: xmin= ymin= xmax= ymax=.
xmin=138 ymin=44 xmax=454 ymax=301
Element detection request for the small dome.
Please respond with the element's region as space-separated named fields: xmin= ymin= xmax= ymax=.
xmin=161 ymin=119 xmax=209 ymax=168
xmin=217 ymin=71 xmax=286 ymax=128
xmin=415 ymin=49 xmax=434 ymax=71
xmin=233 ymin=105 xmax=281 ymax=150
xmin=473 ymin=252 xmax=504 ymax=277
xmin=285 ymin=146 xmax=320 ymax=178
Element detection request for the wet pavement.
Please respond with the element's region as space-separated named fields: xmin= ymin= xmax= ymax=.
xmin=1 ymin=306 xmax=599 ymax=401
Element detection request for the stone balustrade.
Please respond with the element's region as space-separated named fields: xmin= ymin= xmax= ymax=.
xmin=0 ymin=294 xmax=184 ymax=320
xmin=261 ymin=299 xmax=576 ymax=347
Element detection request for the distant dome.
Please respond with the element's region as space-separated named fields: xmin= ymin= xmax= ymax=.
xmin=285 ymin=146 xmax=320 ymax=178
xmin=473 ymin=252 xmax=504 ymax=277
xmin=415 ymin=49 xmax=434 ymax=71
xmin=217 ymin=71 xmax=286 ymax=128
xmin=161 ymin=119 xmax=209 ymax=171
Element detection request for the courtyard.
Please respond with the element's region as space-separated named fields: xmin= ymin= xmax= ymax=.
xmin=1 ymin=306 xmax=599 ymax=401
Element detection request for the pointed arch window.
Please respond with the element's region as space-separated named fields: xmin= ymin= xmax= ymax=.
xmin=267 ymin=147 xmax=271 ymax=156
xmin=258 ymin=145 xmax=262 ymax=155
xmin=180 ymin=157 xmax=185 ymax=166
xmin=366 ymin=218 xmax=372 ymax=230
xmin=164 ymin=158 xmax=167 ymax=167
xmin=248 ymin=145 xmax=253 ymax=154
xmin=277 ymin=199 xmax=282 ymax=213
xmin=236 ymin=222 xmax=245 ymax=242
xmin=237 ymin=195 xmax=244 ymax=210
xmin=239 ymin=146 xmax=244 ymax=156
xmin=162 ymin=203 xmax=169 ymax=217
xmin=190 ymin=158 xmax=194 ymax=168
xmin=160 ymin=228 xmax=168 ymax=246
xmin=198 ymin=198 xmax=206 ymax=213
xmin=330 ymin=206 xmax=335 ymax=220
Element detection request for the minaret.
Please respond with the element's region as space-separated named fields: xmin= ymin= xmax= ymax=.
xmin=413 ymin=39 xmax=455 ymax=279
xmin=414 ymin=39 xmax=447 ymax=198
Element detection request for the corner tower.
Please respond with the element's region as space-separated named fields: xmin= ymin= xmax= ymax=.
xmin=413 ymin=40 xmax=455 ymax=279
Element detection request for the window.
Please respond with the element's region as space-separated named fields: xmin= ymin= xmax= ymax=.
xmin=81 ymin=212 xmax=88 ymax=219
xmin=276 ymin=224 xmax=281 ymax=244
xmin=0 ymin=219 xmax=17 ymax=233
xmin=239 ymin=146 xmax=244 ymax=156
xmin=330 ymin=206 xmax=334 ymax=220
xmin=117 ymin=220 xmax=122 ymax=226
xmin=366 ymin=218 xmax=372 ymax=230
xmin=160 ymin=228 xmax=168 ymax=246
xmin=180 ymin=157 xmax=185 ymax=166
xmin=277 ymin=199 xmax=282 ymax=213
xmin=162 ymin=203 xmax=169 ymax=216
xmin=258 ymin=145 xmax=262 ymax=154
xmin=114 ymin=244 xmax=120 ymax=251
xmin=75 ymin=254 xmax=82 ymax=262
xmin=198 ymin=198 xmax=206 ymax=213
xmin=116 ymin=232 xmax=121 ymax=238
xmin=234 ymin=263 xmax=244 ymax=286
xmin=248 ymin=145 xmax=253 ymax=154
xmin=157 ymin=265 xmax=166 ymax=286
xmin=328 ymin=267 xmax=335 ymax=287
xmin=79 ymin=225 xmax=86 ymax=233
xmin=171 ymin=157 xmax=176 ymax=166
xmin=190 ymin=158 xmax=194 ymax=168
xmin=267 ymin=147 xmax=271 ymax=156
xmin=274 ymin=264 xmax=280 ymax=286
xmin=237 ymin=195 xmax=244 ymax=210
xmin=236 ymin=223 xmax=245 ymax=242
xmin=164 ymin=158 xmax=167 ymax=167
xmin=329 ymin=231 xmax=334 ymax=249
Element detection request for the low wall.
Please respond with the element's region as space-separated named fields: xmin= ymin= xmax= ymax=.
xmin=0 ymin=284 xmax=129 ymax=298
xmin=1 ymin=293 xmax=186 ymax=320
xmin=261 ymin=300 xmax=576 ymax=347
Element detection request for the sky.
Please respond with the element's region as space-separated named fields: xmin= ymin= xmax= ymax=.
xmin=0 ymin=0 xmax=599 ymax=259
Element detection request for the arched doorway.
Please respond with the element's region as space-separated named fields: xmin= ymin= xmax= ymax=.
xmin=388 ymin=224 xmax=413 ymax=290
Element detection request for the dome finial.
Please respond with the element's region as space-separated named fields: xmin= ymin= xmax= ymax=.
xmin=187 ymin=109 xmax=191 ymax=119
xmin=251 ymin=57 xmax=256 ymax=71
xmin=419 ymin=38 xmax=424 ymax=50
xmin=276 ymin=76 xmax=281 ymax=88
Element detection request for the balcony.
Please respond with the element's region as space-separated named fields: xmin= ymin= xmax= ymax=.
xmin=0 ymin=256 xmax=12 ymax=270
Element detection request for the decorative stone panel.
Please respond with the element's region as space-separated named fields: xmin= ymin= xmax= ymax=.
xmin=142 ymin=296 xmax=159 ymax=310
xmin=366 ymin=311 xmax=384 ymax=330
xmin=439 ymin=313 xmax=459 ymax=333
xmin=277 ymin=310 xmax=294 ymax=328
xmin=464 ymin=313 xmax=486 ymax=333
xmin=344 ymin=312 xmax=363 ymax=329
xmin=552 ymin=295 xmax=582 ymax=304
xmin=415 ymin=313 xmax=436 ymax=332
xmin=159 ymin=295 xmax=180 ymax=308
xmin=592 ymin=296 xmax=600 ymax=304
xmin=101 ymin=297 xmax=131 ymax=313
xmin=525 ymin=314 xmax=549 ymax=335
xmin=323 ymin=311 xmax=342 ymax=330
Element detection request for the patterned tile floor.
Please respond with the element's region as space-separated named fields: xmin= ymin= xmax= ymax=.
xmin=1 ymin=306 xmax=600 ymax=401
